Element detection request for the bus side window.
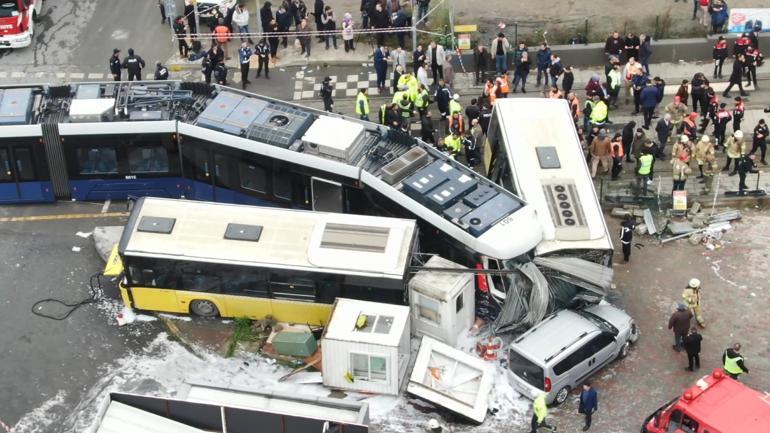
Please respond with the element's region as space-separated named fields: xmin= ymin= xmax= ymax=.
xmin=180 ymin=264 xmax=222 ymax=293
xmin=221 ymin=267 xmax=269 ymax=298
xmin=270 ymin=271 xmax=316 ymax=302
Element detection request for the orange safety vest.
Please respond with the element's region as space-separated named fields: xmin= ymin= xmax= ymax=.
xmin=489 ymin=84 xmax=498 ymax=104
xmin=498 ymin=75 xmax=510 ymax=94
xmin=214 ymin=25 xmax=230 ymax=43
xmin=610 ymin=140 xmax=624 ymax=158
xmin=450 ymin=114 xmax=465 ymax=134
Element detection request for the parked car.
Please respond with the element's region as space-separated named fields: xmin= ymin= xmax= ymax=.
xmin=506 ymin=302 xmax=639 ymax=405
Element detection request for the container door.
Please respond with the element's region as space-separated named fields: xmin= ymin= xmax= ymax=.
xmin=12 ymin=145 xmax=43 ymax=201
xmin=311 ymin=177 xmax=343 ymax=212
xmin=0 ymin=147 xmax=20 ymax=201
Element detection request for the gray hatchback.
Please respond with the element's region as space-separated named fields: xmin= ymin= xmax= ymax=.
xmin=506 ymin=303 xmax=639 ymax=405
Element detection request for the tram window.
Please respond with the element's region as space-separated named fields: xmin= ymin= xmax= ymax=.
xmin=214 ymin=153 xmax=234 ymax=189
xmin=272 ymin=167 xmax=292 ymax=200
xmin=13 ymin=148 xmax=36 ymax=181
xmin=0 ymin=149 xmax=11 ymax=181
xmin=129 ymin=147 xmax=169 ymax=173
xmin=77 ymin=147 xmax=118 ymax=174
xmin=239 ymin=161 xmax=267 ymax=193
xmin=193 ymin=149 xmax=210 ymax=182
xmin=221 ymin=268 xmax=269 ymax=298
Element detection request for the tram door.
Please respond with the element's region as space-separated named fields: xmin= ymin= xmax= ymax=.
xmin=311 ymin=177 xmax=343 ymax=212
xmin=0 ymin=145 xmax=38 ymax=202
xmin=183 ymin=147 xmax=215 ymax=201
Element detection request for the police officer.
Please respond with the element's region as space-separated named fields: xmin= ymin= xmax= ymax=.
xmin=320 ymin=77 xmax=334 ymax=112
xmin=737 ymin=153 xmax=758 ymax=194
xmin=122 ymin=48 xmax=146 ymax=81
xmin=713 ymin=103 xmax=732 ymax=148
xmin=109 ymin=48 xmax=122 ymax=81
xmin=355 ymin=88 xmax=370 ymax=121
xmin=722 ymin=343 xmax=749 ymax=379
xmin=238 ymin=42 xmax=253 ymax=89
xmin=619 ymin=214 xmax=635 ymax=263
xmin=154 ymin=61 xmax=169 ymax=80
xmin=255 ymin=39 xmax=271 ymax=79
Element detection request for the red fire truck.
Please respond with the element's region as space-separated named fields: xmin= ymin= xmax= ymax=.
xmin=642 ymin=368 xmax=770 ymax=433
xmin=0 ymin=0 xmax=43 ymax=49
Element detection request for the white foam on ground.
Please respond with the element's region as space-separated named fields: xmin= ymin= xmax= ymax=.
xmin=13 ymin=390 xmax=67 ymax=433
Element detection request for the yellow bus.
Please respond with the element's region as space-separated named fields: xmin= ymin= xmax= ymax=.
xmin=108 ymin=197 xmax=418 ymax=325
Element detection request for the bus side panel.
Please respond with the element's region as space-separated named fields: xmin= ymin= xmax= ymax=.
xmin=174 ymin=291 xmax=226 ymax=316
xmin=130 ymin=286 xmax=184 ymax=313
xmin=222 ymin=295 xmax=273 ymax=320
xmin=270 ymin=299 xmax=333 ymax=326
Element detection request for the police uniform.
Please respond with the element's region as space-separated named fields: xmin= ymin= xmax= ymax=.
xmin=238 ymin=45 xmax=253 ymax=89
xmin=154 ymin=64 xmax=169 ymax=80
xmin=122 ymin=49 xmax=146 ymax=82
xmin=109 ymin=51 xmax=122 ymax=81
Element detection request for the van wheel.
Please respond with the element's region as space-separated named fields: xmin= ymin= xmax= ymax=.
xmin=190 ymin=300 xmax=219 ymax=318
xmin=618 ymin=341 xmax=630 ymax=359
xmin=554 ymin=386 xmax=570 ymax=405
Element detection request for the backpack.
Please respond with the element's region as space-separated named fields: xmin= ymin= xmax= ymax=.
xmin=320 ymin=85 xmax=332 ymax=99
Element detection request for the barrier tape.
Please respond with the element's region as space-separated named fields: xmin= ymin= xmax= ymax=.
xmin=0 ymin=417 xmax=12 ymax=433
xmin=172 ymin=26 xmax=415 ymax=41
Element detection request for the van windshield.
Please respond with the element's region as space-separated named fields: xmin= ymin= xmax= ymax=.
xmin=0 ymin=2 xmax=20 ymax=18
xmin=508 ymin=350 xmax=543 ymax=390
xmin=575 ymin=310 xmax=619 ymax=335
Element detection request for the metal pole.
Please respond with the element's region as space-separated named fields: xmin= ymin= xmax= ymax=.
xmin=710 ymin=173 xmax=721 ymax=215
xmin=411 ymin=1 xmax=417 ymax=51
xmin=194 ymin=0 xmax=201 ymax=41
xmin=255 ymin=0 xmax=262 ymax=37
xmin=447 ymin=0 xmax=455 ymax=51
xmin=584 ymin=18 xmax=588 ymax=45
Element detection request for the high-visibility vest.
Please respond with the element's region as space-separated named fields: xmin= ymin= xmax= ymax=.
xmin=379 ymin=103 xmax=389 ymax=124
xmin=392 ymin=91 xmax=407 ymax=104
xmin=533 ymin=393 xmax=548 ymax=423
xmin=214 ymin=25 xmax=230 ymax=43
xmin=444 ymin=135 xmax=462 ymax=153
xmin=449 ymin=100 xmax=462 ymax=116
xmin=396 ymin=97 xmax=412 ymax=117
xmin=590 ymin=101 xmax=608 ymax=123
xmin=610 ymin=141 xmax=624 ymax=158
xmin=414 ymin=90 xmax=429 ymax=108
xmin=723 ymin=352 xmax=744 ymax=375
xmin=356 ymin=93 xmax=370 ymax=115
xmin=638 ymin=154 xmax=653 ymax=175
xmin=498 ymin=75 xmax=510 ymax=94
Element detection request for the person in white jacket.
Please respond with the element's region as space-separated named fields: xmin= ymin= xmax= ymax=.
xmin=417 ymin=62 xmax=429 ymax=88
xmin=232 ymin=3 xmax=255 ymax=44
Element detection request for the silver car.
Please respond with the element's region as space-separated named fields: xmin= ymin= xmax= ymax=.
xmin=506 ymin=303 xmax=639 ymax=405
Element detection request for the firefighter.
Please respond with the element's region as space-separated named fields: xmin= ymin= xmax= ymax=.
xmin=722 ymin=343 xmax=750 ymax=379
xmin=724 ymin=130 xmax=746 ymax=175
xmin=154 ymin=61 xmax=169 ymax=80
xmin=693 ymin=135 xmax=713 ymax=178
xmin=355 ymin=88 xmax=370 ymax=121
xmin=122 ymin=48 xmax=146 ymax=81
xmin=682 ymin=278 xmax=705 ymax=328
xmin=680 ymin=112 xmax=699 ymax=143
xmin=109 ymin=48 xmax=122 ymax=81
xmin=701 ymin=149 xmax=719 ymax=195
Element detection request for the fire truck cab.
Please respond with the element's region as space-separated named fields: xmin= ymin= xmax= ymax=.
xmin=642 ymin=369 xmax=770 ymax=433
xmin=0 ymin=0 xmax=43 ymax=49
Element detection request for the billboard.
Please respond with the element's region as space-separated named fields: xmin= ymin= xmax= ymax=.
xmin=727 ymin=8 xmax=770 ymax=33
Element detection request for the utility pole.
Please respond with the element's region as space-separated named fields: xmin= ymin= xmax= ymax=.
xmin=411 ymin=3 xmax=416 ymax=52
xmin=193 ymin=0 xmax=201 ymax=40
xmin=255 ymin=0 xmax=262 ymax=35
xmin=447 ymin=0 xmax=455 ymax=50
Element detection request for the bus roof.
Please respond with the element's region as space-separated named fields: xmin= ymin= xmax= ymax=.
xmin=119 ymin=197 xmax=417 ymax=279
xmin=492 ymin=98 xmax=612 ymax=256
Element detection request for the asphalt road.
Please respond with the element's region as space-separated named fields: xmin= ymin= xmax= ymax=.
xmin=0 ymin=202 xmax=161 ymax=432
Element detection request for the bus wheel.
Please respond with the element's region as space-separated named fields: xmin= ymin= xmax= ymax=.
xmin=190 ymin=300 xmax=219 ymax=318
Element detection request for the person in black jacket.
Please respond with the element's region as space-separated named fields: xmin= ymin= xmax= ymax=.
xmin=737 ymin=154 xmax=758 ymax=194
xmin=122 ymin=48 xmax=146 ymax=81
xmin=420 ymin=110 xmax=435 ymax=144
xmin=561 ymin=66 xmax=574 ymax=97
xmin=473 ymin=45 xmax=489 ymax=85
xmin=751 ymin=119 xmax=769 ymax=164
xmin=368 ymin=2 xmax=388 ymax=47
xmin=173 ymin=17 xmax=190 ymax=58
xmin=320 ymin=76 xmax=334 ymax=111
xmin=184 ymin=1 xmax=197 ymax=36
xmin=260 ymin=1 xmax=274 ymax=33
xmin=623 ymin=32 xmax=640 ymax=62
xmin=723 ymin=55 xmax=749 ymax=97
xmin=604 ymin=31 xmax=623 ymax=58
xmin=712 ymin=35 xmax=728 ymax=79
xmin=619 ymin=215 xmax=635 ymax=263
xmin=276 ymin=4 xmax=292 ymax=48
xmin=313 ymin=0 xmax=325 ymax=42
xmin=722 ymin=343 xmax=750 ymax=379
xmin=154 ymin=61 xmax=169 ymax=80
xmin=109 ymin=48 xmax=122 ymax=81
xmin=683 ymin=328 xmax=703 ymax=371
xmin=622 ymin=120 xmax=637 ymax=163
xmin=255 ymin=38 xmax=270 ymax=78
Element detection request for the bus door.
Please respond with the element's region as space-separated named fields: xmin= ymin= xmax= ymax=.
xmin=183 ymin=146 xmax=215 ymax=201
xmin=311 ymin=177 xmax=343 ymax=212
xmin=0 ymin=144 xmax=41 ymax=202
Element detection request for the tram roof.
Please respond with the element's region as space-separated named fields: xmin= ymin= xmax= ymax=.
xmin=119 ymin=197 xmax=417 ymax=279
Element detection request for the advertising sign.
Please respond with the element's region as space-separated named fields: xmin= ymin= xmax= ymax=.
xmin=673 ymin=190 xmax=688 ymax=212
xmin=727 ymin=8 xmax=770 ymax=33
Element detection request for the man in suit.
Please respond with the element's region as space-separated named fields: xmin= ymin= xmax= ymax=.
xmin=579 ymin=382 xmax=598 ymax=431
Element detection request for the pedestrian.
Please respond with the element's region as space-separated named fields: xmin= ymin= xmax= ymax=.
xmin=512 ymin=42 xmax=528 ymax=76
xmin=623 ymin=32 xmax=640 ymax=63
xmin=416 ymin=0 xmax=429 ymax=24
xmin=683 ymin=328 xmax=703 ymax=371
xmin=682 ymin=278 xmax=705 ymax=328
xmin=157 ymin=0 xmax=167 ymax=24
xmin=512 ymin=51 xmax=530 ymax=93
xmin=412 ymin=45 xmax=425 ymax=74
xmin=267 ymin=19 xmax=280 ymax=62
xmin=320 ymin=76 xmax=334 ymax=112
xmin=723 ymin=55 xmax=749 ymax=97
xmin=751 ymin=119 xmax=768 ymax=164
xmin=214 ymin=18 xmax=232 ymax=59
xmin=549 ymin=53 xmax=563 ymax=87
xmin=744 ymin=46 xmax=760 ymax=89
xmin=733 ymin=96 xmax=745 ymax=132
xmin=737 ymin=154 xmax=758 ymax=194
xmin=712 ymin=36 xmax=728 ymax=79
xmin=292 ymin=0 xmax=308 ymax=30
xmin=609 ymin=133 xmax=624 ymax=179
xmin=668 ymin=303 xmax=693 ymax=352
xmin=321 ymin=6 xmax=337 ymax=50
xmin=619 ymin=214 xmax=635 ymax=262
xmin=261 ymin=1 xmax=274 ymax=33
xmin=417 ymin=62 xmax=429 ymax=88
xmin=710 ymin=0 xmax=728 ymax=34
xmin=374 ymin=45 xmax=389 ymax=91
xmin=675 ymin=80 xmax=689 ymax=106
xmin=578 ymin=382 xmax=598 ymax=431
xmin=313 ymin=0 xmax=324 ymax=41
xmin=724 ymin=130 xmax=746 ymax=174
xmin=473 ymin=44 xmax=489 ymax=85
xmin=691 ymin=72 xmax=707 ymax=114
xmin=442 ymin=55 xmax=455 ymax=89
xmin=604 ymin=31 xmax=623 ymax=59
xmin=672 ymin=153 xmax=691 ymax=191
xmin=276 ymin=4 xmax=292 ymax=48
xmin=368 ymin=2 xmax=388 ymax=47
xmin=172 ymin=17 xmax=190 ymax=59
xmin=255 ymin=38 xmax=270 ymax=78
xmin=390 ymin=45 xmax=407 ymax=69
xmin=298 ymin=18 xmax=311 ymax=57
xmin=640 ymin=80 xmax=659 ymax=129
xmin=630 ymin=69 xmax=646 ymax=115
xmin=722 ymin=343 xmax=750 ymax=379
xmin=356 ymin=88 xmax=370 ymax=121
xmin=468 ymin=118 xmax=484 ymax=172
xmin=530 ymin=392 xmax=556 ymax=433
xmin=561 ymin=66 xmax=574 ymax=96
xmin=392 ymin=65 xmax=404 ymax=95
xmin=535 ymin=43 xmax=552 ymax=87
xmin=426 ymin=41 xmax=446 ymax=84
xmin=420 ymin=110 xmax=435 ymax=144
xmin=636 ymin=146 xmax=654 ymax=195
xmin=621 ymin=121 xmax=636 ymax=162
xmin=238 ymin=41 xmax=253 ymax=89
xmin=154 ymin=61 xmax=169 ymax=80
xmin=122 ymin=48 xmax=146 ymax=81
xmin=607 ymin=66 xmax=621 ymax=108
xmin=589 ymin=131 xmax=611 ymax=178
xmin=232 ymin=3 xmax=254 ymax=44
xmin=639 ymin=33 xmax=652 ymax=75
xmin=492 ymin=32 xmax=510 ymax=75
xmin=109 ymin=48 xmax=122 ymax=81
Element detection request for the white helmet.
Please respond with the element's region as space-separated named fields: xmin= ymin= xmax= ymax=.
xmin=428 ymin=419 xmax=440 ymax=429
xmin=688 ymin=278 xmax=701 ymax=288
xmin=734 ymin=130 xmax=744 ymax=139
xmin=679 ymin=135 xmax=689 ymax=144
xmin=453 ymin=93 xmax=459 ymax=100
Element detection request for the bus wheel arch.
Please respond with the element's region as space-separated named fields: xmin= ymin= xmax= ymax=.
xmin=190 ymin=299 xmax=220 ymax=318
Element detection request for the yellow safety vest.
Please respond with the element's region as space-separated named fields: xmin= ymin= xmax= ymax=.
xmin=533 ymin=393 xmax=548 ymax=423
xmin=414 ymin=90 xmax=429 ymax=108
xmin=392 ymin=91 xmax=406 ymax=104
xmin=590 ymin=101 xmax=608 ymax=123
xmin=723 ymin=352 xmax=744 ymax=375
xmin=356 ymin=93 xmax=370 ymax=115
xmin=396 ymin=97 xmax=412 ymax=118
xmin=449 ymin=100 xmax=462 ymax=116
xmin=638 ymin=154 xmax=653 ymax=176
xmin=444 ymin=135 xmax=462 ymax=153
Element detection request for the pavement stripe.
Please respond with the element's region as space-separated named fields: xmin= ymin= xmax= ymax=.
xmin=11 ymin=72 xmax=25 ymax=78
xmin=88 ymin=73 xmax=104 ymax=79
xmin=101 ymin=199 xmax=111 ymax=214
xmin=0 ymin=72 xmax=6 ymax=78
xmin=56 ymin=72 xmax=66 ymax=79
xmin=69 ymin=73 xmax=85 ymax=79
xmin=0 ymin=212 xmax=127 ymax=222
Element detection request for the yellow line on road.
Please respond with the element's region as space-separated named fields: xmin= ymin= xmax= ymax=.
xmin=0 ymin=212 xmax=128 ymax=222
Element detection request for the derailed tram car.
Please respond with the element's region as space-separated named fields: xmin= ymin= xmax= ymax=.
xmin=0 ymin=81 xmax=543 ymax=262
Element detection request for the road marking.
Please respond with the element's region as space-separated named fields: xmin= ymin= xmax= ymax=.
xmin=88 ymin=73 xmax=104 ymax=79
xmin=11 ymin=72 xmax=25 ymax=78
xmin=0 ymin=72 xmax=6 ymax=78
xmin=101 ymin=199 xmax=111 ymax=213
xmin=56 ymin=72 xmax=66 ymax=78
xmin=0 ymin=211 xmax=128 ymax=223
xmin=145 ymin=73 xmax=153 ymax=80
xmin=70 ymin=72 xmax=85 ymax=79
